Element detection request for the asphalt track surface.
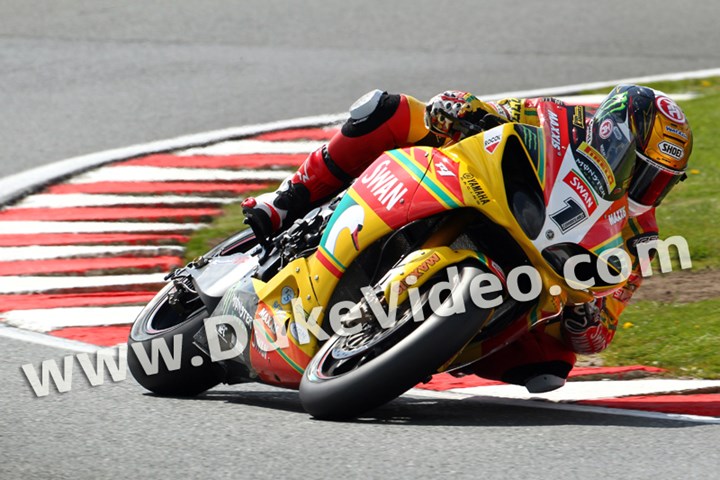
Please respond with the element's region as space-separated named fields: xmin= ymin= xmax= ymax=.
xmin=2 ymin=1 xmax=720 ymax=478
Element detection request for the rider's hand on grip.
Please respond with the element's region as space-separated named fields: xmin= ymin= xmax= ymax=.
xmin=479 ymin=112 xmax=509 ymax=130
xmin=560 ymin=298 xmax=614 ymax=355
xmin=562 ymin=300 xmax=602 ymax=332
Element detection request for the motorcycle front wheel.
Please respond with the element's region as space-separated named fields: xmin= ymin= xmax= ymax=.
xmin=127 ymin=228 xmax=258 ymax=396
xmin=127 ymin=284 xmax=225 ymax=396
xmin=299 ymin=262 xmax=493 ymax=419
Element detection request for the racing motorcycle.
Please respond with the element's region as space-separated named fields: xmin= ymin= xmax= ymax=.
xmin=128 ymin=101 xmax=634 ymax=419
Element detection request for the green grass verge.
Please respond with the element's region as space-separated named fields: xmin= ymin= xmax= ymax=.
xmin=602 ymin=299 xmax=720 ymax=379
xmin=580 ymin=77 xmax=720 ymax=269
xmin=183 ymin=202 xmax=249 ymax=262
xmin=657 ymin=91 xmax=720 ymax=269
xmin=600 ymin=83 xmax=720 ymax=374
xmin=183 ymin=186 xmax=276 ymax=261
xmin=571 ymin=80 xmax=720 ymax=375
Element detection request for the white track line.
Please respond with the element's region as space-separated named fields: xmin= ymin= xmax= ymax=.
xmin=0 ymin=245 xmax=183 ymax=261
xmin=444 ymin=379 xmax=720 ymax=402
xmin=0 ymin=324 xmax=101 ymax=352
xmin=1 ymin=306 xmax=144 ymax=332
xmin=556 ymin=93 xmax=697 ymax=104
xmin=177 ymin=139 xmax=323 ymax=156
xmin=408 ymin=389 xmax=720 ymax=424
xmin=0 ymin=274 xmax=167 ymax=294
xmin=0 ymin=221 xmax=206 ymax=234
xmin=0 ymin=113 xmax=346 ymax=206
xmin=68 ymin=166 xmax=292 ymax=183
xmin=13 ymin=194 xmax=238 ymax=209
xmin=482 ymin=67 xmax=720 ymax=100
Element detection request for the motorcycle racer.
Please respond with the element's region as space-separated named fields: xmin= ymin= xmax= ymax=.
xmin=242 ymin=86 xmax=693 ymax=393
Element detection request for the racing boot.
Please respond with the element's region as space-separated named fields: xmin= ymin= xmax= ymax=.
xmin=241 ymin=145 xmax=348 ymax=241
xmin=459 ymin=327 xmax=576 ymax=393
xmin=241 ymin=178 xmax=311 ymax=242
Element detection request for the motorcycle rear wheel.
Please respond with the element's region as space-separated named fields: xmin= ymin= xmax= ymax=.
xmin=299 ymin=262 xmax=492 ymax=419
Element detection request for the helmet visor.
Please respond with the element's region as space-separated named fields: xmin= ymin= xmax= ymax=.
xmin=629 ymin=151 xmax=686 ymax=207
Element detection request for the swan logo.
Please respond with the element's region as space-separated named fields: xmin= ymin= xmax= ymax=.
xmin=324 ymin=204 xmax=365 ymax=254
xmin=360 ymin=160 xmax=408 ymax=210
xmin=563 ymin=170 xmax=597 ymax=214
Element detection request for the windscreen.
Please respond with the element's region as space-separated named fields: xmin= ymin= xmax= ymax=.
xmin=581 ymin=91 xmax=637 ymax=201
xmin=582 ymin=89 xmax=643 ymax=201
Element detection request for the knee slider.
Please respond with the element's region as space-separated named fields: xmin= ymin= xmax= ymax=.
xmin=349 ymin=89 xmax=385 ymax=120
xmin=343 ymin=90 xmax=401 ymax=138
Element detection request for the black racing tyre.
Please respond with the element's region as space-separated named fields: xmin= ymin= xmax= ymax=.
xmin=299 ymin=262 xmax=493 ymax=419
xmin=127 ymin=228 xmax=258 ymax=396
xmin=127 ymin=283 xmax=225 ymax=396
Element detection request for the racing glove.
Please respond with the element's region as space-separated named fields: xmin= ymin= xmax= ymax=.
xmin=561 ymin=298 xmax=615 ymax=355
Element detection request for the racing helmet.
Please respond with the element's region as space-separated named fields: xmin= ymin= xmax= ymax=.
xmin=425 ymin=91 xmax=505 ymax=142
xmin=590 ymin=85 xmax=693 ymax=215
